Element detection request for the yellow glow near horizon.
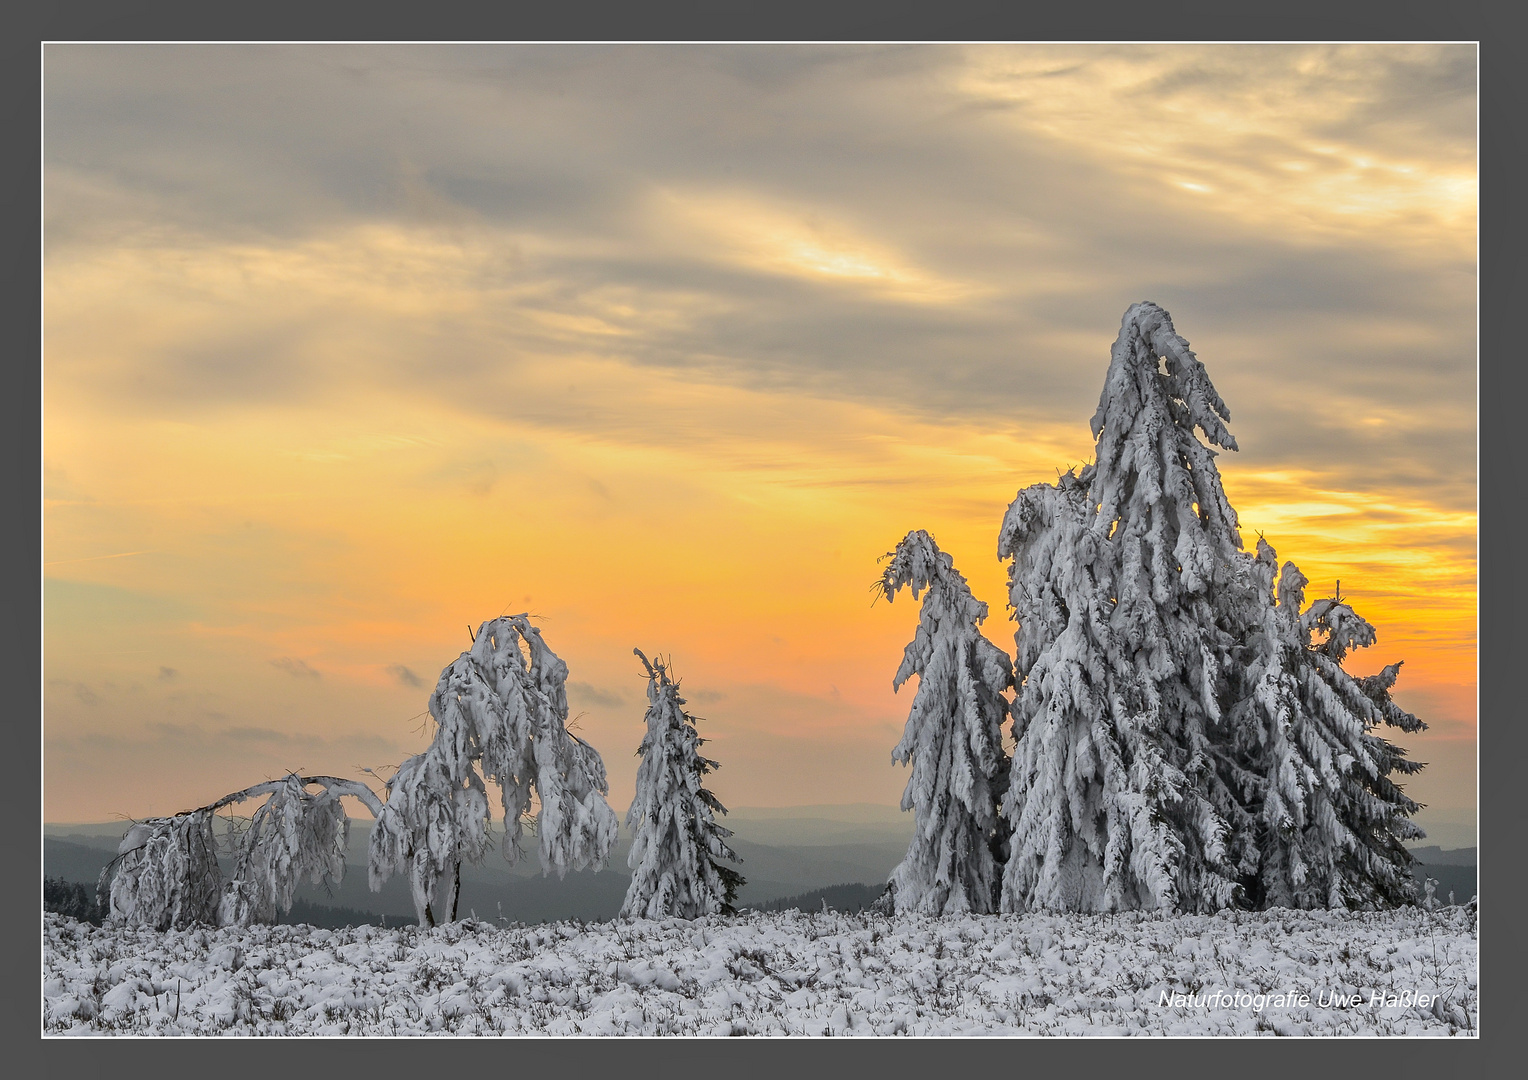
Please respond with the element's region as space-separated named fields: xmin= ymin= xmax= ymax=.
xmin=44 ymin=346 xmax=1477 ymax=818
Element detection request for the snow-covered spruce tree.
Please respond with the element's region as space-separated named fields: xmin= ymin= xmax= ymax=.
xmin=1231 ymin=539 xmax=1426 ymax=909
xmin=998 ymin=302 xmax=1427 ymax=912
xmin=621 ymin=649 xmax=744 ymax=919
xmin=101 ymin=774 xmax=383 ymax=931
xmin=368 ymin=614 xmax=620 ymax=927
xmin=877 ymin=530 xmax=1013 ymax=915
xmin=998 ymin=302 xmax=1257 ymax=913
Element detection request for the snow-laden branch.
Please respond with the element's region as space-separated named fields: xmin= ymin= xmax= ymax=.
xmin=101 ymin=774 xmax=385 ymax=931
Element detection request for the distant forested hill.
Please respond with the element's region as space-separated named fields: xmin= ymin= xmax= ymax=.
xmin=45 ymin=808 xmax=914 ymax=925
xmin=751 ymin=883 xmax=885 ymax=914
xmin=47 ymin=813 xmax=1474 ymax=924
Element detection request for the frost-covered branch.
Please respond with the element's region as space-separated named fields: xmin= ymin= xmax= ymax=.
xmin=101 ymin=774 xmax=384 ymax=931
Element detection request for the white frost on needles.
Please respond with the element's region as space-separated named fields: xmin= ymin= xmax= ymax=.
xmin=879 ymin=529 xmax=1013 ymax=915
xmin=622 ymin=649 xmax=745 ymax=920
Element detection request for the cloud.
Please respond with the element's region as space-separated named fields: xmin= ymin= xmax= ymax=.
xmin=43 ymin=46 xmax=1472 ymax=465
xmin=386 ymin=663 xmax=424 ymax=689
xmin=270 ymin=657 xmax=322 ymax=679
xmin=953 ymin=45 xmax=1475 ymax=251
xmin=647 ymin=187 xmax=985 ymax=305
xmin=49 ymin=679 xmax=100 ymax=706
xmin=150 ymin=324 xmax=318 ymax=407
xmin=567 ymin=681 xmax=625 ymax=708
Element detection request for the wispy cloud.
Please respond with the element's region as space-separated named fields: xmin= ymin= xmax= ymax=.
xmin=386 ymin=663 xmax=424 ymax=689
xmin=568 ymin=680 xmax=626 ymax=708
xmin=954 ymin=45 xmax=1475 ymax=251
xmin=270 ymin=657 xmax=322 ymax=679
xmin=49 ymin=679 xmax=100 ymax=707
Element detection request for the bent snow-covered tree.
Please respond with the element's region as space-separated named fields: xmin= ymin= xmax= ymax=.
xmin=101 ymin=774 xmax=383 ymax=931
xmin=1231 ymin=539 xmax=1425 ymax=909
xmin=621 ymin=649 xmax=744 ymax=919
xmin=997 ymin=301 xmax=1424 ymax=913
xmin=370 ymin=615 xmax=620 ymax=927
xmin=878 ymin=530 xmax=1013 ymax=915
xmin=102 ymin=614 xmax=620 ymax=930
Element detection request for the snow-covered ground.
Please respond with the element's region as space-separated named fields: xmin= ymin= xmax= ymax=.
xmin=43 ymin=906 xmax=1477 ymax=1036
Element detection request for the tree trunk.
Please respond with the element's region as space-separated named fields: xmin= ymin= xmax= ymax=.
xmin=447 ymin=860 xmax=462 ymax=923
xmin=409 ymin=860 xmax=435 ymax=928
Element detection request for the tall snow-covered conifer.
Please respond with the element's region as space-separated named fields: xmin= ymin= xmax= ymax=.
xmin=1231 ymin=539 xmax=1426 ymax=909
xmin=621 ymin=650 xmax=745 ymax=919
xmin=878 ymin=530 xmax=1013 ymax=915
xmin=998 ymin=301 xmax=1425 ymax=913
xmin=1000 ymin=302 xmax=1256 ymax=912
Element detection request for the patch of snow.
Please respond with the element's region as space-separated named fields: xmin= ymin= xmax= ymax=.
xmin=43 ymin=906 xmax=1476 ymax=1036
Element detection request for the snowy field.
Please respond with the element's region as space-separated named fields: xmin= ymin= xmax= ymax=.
xmin=43 ymin=906 xmax=1477 ymax=1036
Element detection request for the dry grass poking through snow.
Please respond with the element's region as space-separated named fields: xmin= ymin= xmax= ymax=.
xmin=43 ymin=906 xmax=1477 ymax=1036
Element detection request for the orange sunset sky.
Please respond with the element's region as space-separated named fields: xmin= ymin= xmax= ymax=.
xmin=43 ymin=45 xmax=1477 ymax=845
